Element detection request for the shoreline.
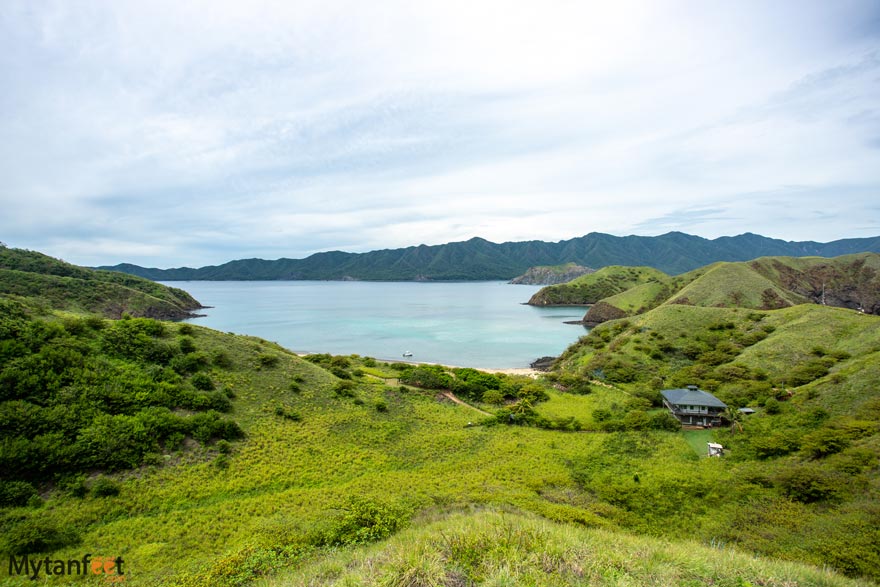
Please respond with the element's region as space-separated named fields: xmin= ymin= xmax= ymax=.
xmin=294 ymin=352 xmax=541 ymax=378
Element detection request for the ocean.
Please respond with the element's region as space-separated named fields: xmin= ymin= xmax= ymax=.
xmin=166 ymin=280 xmax=589 ymax=368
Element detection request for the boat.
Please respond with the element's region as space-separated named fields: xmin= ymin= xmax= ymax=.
xmin=402 ymin=351 xmax=413 ymax=357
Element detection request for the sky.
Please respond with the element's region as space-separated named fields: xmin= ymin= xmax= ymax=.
xmin=1 ymin=0 xmax=879 ymax=268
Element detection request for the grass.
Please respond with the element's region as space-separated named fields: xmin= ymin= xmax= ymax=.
xmin=0 ymin=247 xmax=201 ymax=319
xmin=667 ymin=262 xmax=808 ymax=309
xmin=529 ymin=266 xmax=669 ymax=305
xmin=3 ymin=250 xmax=880 ymax=586
xmin=259 ymin=508 xmax=875 ymax=587
xmin=682 ymin=429 xmax=717 ymax=456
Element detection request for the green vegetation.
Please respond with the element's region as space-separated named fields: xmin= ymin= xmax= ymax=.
xmin=2 ymin=247 xmax=879 ymax=586
xmin=0 ymin=247 xmax=202 ymax=319
xmin=263 ymin=508 xmax=872 ymax=587
xmin=552 ymin=253 xmax=879 ymax=327
xmin=98 ymin=232 xmax=880 ymax=281
xmin=528 ymin=266 xmax=669 ymax=305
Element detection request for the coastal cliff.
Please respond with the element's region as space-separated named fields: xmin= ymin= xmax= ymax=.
xmin=509 ymin=263 xmax=594 ymax=285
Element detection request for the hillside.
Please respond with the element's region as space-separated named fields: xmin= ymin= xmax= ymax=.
xmin=575 ymin=253 xmax=880 ymax=325
xmin=508 ymin=262 xmax=595 ymax=285
xmin=97 ymin=231 xmax=880 ymax=281
xmin=2 ymin=249 xmax=880 ymax=585
xmin=0 ymin=246 xmax=202 ymax=319
xmin=527 ymin=265 xmax=669 ymax=306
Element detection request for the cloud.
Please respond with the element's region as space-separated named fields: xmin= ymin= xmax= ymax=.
xmin=1 ymin=0 xmax=879 ymax=267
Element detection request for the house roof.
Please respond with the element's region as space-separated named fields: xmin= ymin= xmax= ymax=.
xmin=661 ymin=387 xmax=727 ymax=409
xmin=738 ymin=407 xmax=756 ymax=414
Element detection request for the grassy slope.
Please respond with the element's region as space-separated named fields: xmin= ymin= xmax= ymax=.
xmin=0 ymin=247 xmax=201 ymax=318
xmin=3 ymin=315 xmax=874 ymax=585
xmin=262 ymin=509 xmax=872 ymax=587
xmin=528 ymin=266 xmax=669 ymax=306
xmin=575 ymin=253 xmax=880 ymax=323
xmin=2 ymin=252 xmax=880 ymax=585
xmin=667 ymin=262 xmax=808 ymax=308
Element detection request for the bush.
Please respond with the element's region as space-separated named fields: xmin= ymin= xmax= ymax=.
xmin=649 ymin=411 xmax=681 ymax=431
xmin=375 ymin=400 xmax=388 ymax=412
xmin=330 ymin=367 xmax=351 ymax=379
xmin=399 ymin=365 xmax=452 ymax=390
xmin=0 ymin=480 xmax=38 ymax=507
xmin=190 ymin=372 xmax=215 ymax=391
xmin=327 ymin=497 xmax=409 ymax=546
xmin=274 ymin=405 xmax=302 ymax=421
xmin=178 ymin=323 xmax=194 ymax=336
xmin=333 ymin=381 xmax=356 ymax=398
xmin=482 ymin=389 xmax=505 ymax=405
xmin=211 ymin=349 xmax=232 ymax=368
xmin=179 ymin=336 xmax=197 ymax=354
xmin=3 ymin=519 xmax=81 ymax=554
xmin=774 ymin=465 xmax=847 ymax=503
xmin=91 ymin=476 xmax=121 ymax=497
xmin=170 ymin=352 xmax=210 ymax=375
xmin=801 ymin=428 xmax=851 ymax=459
xmin=787 ymin=359 xmax=830 ymax=386
xmin=257 ymin=353 xmax=280 ymax=368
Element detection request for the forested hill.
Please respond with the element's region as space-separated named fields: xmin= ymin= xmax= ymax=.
xmin=0 ymin=246 xmax=203 ymax=319
xmin=98 ymin=232 xmax=880 ymax=281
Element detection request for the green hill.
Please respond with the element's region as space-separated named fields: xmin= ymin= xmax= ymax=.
xmin=2 ymin=249 xmax=880 ymax=585
xmin=527 ymin=266 xmax=669 ymax=306
xmin=0 ymin=246 xmax=202 ymax=319
xmin=577 ymin=253 xmax=880 ymax=325
xmin=98 ymin=231 xmax=880 ymax=281
xmin=263 ymin=509 xmax=871 ymax=587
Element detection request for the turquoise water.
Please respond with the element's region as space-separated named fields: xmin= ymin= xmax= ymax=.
xmin=166 ymin=281 xmax=589 ymax=368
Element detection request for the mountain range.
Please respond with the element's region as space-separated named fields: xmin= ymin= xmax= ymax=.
xmin=98 ymin=231 xmax=880 ymax=281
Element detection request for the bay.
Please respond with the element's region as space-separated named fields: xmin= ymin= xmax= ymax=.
xmin=165 ymin=281 xmax=589 ymax=368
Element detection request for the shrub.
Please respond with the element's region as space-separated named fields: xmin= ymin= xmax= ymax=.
xmin=801 ymin=428 xmax=851 ymax=459
xmin=211 ymin=349 xmax=232 ymax=368
xmin=649 ymin=411 xmax=681 ymax=431
xmin=327 ymin=497 xmax=409 ymax=546
xmin=399 ymin=365 xmax=452 ymax=390
xmin=274 ymin=405 xmax=302 ymax=421
xmin=622 ymin=410 xmax=650 ymax=431
xmin=375 ymin=400 xmax=388 ymax=412
xmin=331 ymin=367 xmax=351 ymax=379
xmin=178 ymin=323 xmax=194 ymax=336
xmin=257 ymin=353 xmax=280 ymax=368
xmin=3 ymin=519 xmax=81 ymax=554
xmin=0 ymin=480 xmax=38 ymax=507
xmin=190 ymin=372 xmax=215 ymax=391
xmin=774 ymin=465 xmax=847 ymax=503
xmin=91 ymin=477 xmax=121 ymax=497
xmin=170 ymin=352 xmax=210 ymax=375
xmin=330 ymin=356 xmax=351 ymax=368
xmin=179 ymin=336 xmax=197 ymax=354
xmin=216 ymin=440 xmax=232 ymax=454
xmin=333 ymin=381 xmax=356 ymax=397
xmin=482 ymin=389 xmax=505 ymax=405
xmin=787 ymin=359 xmax=830 ymax=386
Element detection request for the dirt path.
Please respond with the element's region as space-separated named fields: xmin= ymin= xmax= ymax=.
xmin=439 ymin=391 xmax=493 ymax=417
xmin=589 ymin=379 xmax=631 ymax=395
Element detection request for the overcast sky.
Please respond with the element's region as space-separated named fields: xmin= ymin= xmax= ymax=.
xmin=2 ymin=1 xmax=879 ymax=268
